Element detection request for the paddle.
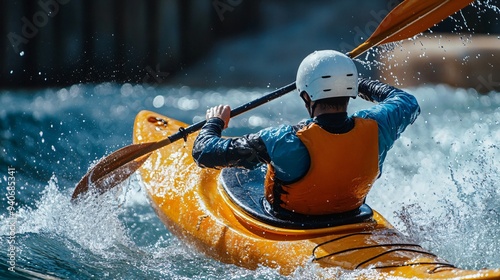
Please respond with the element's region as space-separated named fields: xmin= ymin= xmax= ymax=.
xmin=71 ymin=83 xmax=296 ymax=201
xmin=349 ymin=0 xmax=475 ymax=58
xmin=71 ymin=0 xmax=475 ymax=201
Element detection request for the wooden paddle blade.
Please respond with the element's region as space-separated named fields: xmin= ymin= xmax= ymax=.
xmin=349 ymin=0 xmax=475 ymax=58
xmin=71 ymin=142 xmax=156 ymax=201
xmin=92 ymin=154 xmax=150 ymax=193
xmin=378 ymin=0 xmax=475 ymax=45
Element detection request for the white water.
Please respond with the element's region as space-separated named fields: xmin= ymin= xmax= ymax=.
xmin=2 ymin=1 xmax=500 ymax=277
xmin=1 ymin=83 xmax=499 ymax=279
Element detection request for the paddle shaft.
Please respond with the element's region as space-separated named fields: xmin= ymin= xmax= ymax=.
xmin=162 ymin=82 xmax=297 ymax=144
xmin=160 ymin=46 xmax=367 ymax=147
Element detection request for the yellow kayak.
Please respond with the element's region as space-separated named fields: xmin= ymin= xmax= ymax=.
xmin=133 ymin=110 xmax=500 ymax=279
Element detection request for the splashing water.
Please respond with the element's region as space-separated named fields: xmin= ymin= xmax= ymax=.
xmin=1 ymin=82 xmax=499 ymax=279
xmin=368 ymin=86 xmax=500 ymax=270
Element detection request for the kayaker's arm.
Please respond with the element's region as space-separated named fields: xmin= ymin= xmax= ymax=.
xmin=192 ymin=118 xmax=270 ymax=169
xmin=192 ymin=118 xmax=229 ymax=169
xmin=354 ymin=78 xmax=421 ymax=171
xmin=355 ymin=78 xmax=420 ymax=131
xmin=357 ymin=78 xmax=418 ymax=111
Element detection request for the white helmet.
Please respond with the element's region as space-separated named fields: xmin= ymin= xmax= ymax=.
xmin=296 ymin=50 xmax=358 ymax=101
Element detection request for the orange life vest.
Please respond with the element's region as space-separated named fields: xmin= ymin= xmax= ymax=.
xmin=264 ymin=118 xmax=380 ymax=215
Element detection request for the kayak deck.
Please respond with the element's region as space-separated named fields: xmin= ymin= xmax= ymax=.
xmin=134 ymin=110 xmax=500 ymax=279
xmin=220 ymin=167 xmax=374 ymax=230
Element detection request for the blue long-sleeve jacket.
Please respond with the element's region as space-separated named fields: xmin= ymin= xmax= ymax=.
xmin=192 ymin=78 xmax=420 ymax=183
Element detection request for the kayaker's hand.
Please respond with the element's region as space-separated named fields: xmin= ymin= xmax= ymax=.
xmin=206 ymin=105 xmax=231 ymax=129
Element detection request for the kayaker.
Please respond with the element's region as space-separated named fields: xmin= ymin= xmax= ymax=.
xmin=192 ymin=50 xmax=420 ymax=216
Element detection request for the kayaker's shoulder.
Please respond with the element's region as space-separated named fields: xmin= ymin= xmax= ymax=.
xmin=257 ymin=121 xmax=309 ymax=138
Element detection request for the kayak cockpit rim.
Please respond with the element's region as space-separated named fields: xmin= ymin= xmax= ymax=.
xmin=219 ymin=167 xmax=377 ymax=236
